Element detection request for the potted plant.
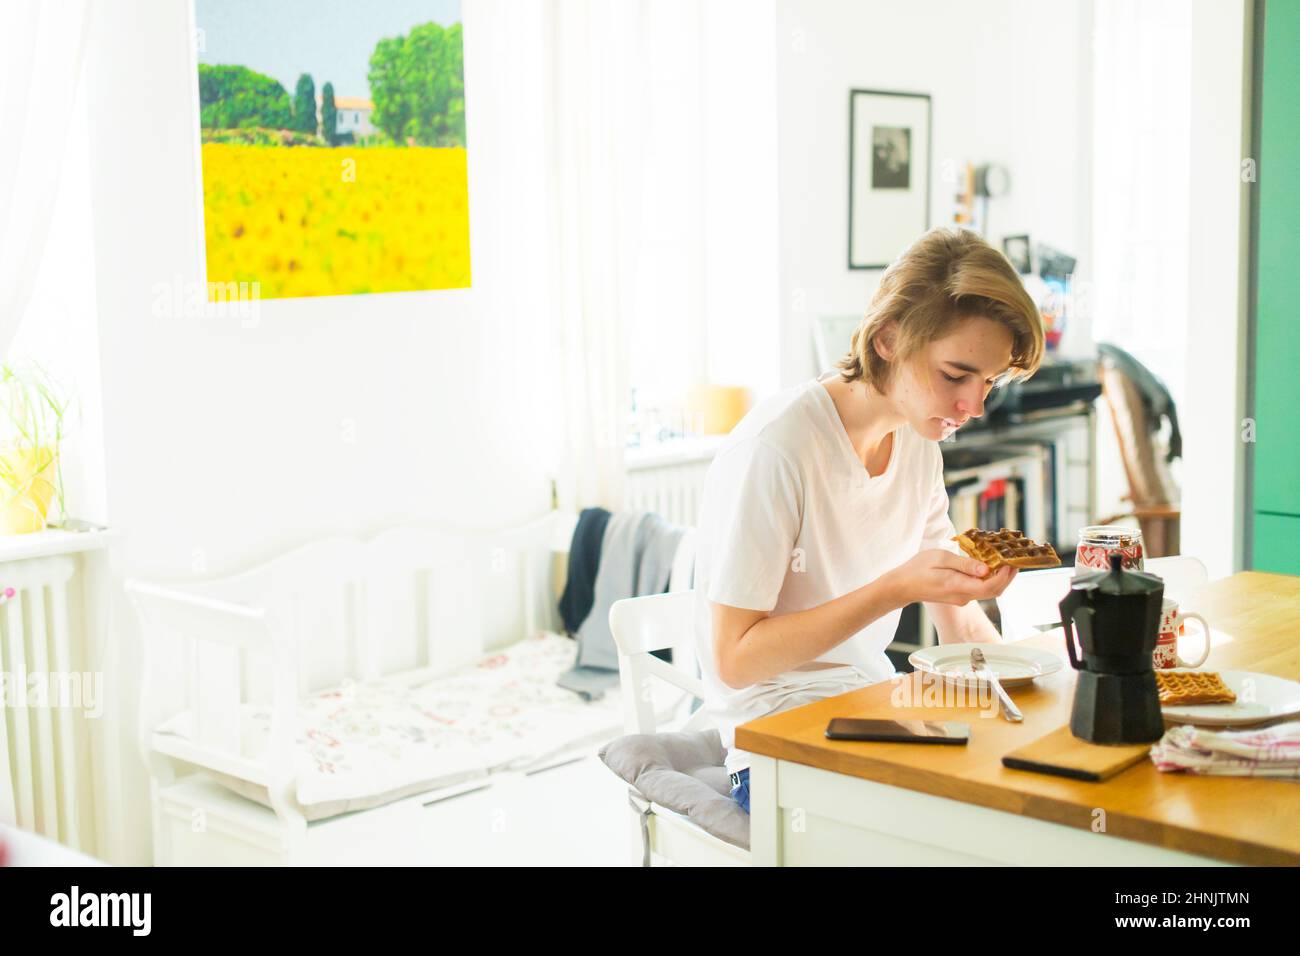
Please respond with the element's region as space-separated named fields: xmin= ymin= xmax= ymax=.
xmin=0 ymin=362 xmax=71 ymax=534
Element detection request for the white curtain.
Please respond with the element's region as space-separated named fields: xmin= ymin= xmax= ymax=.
xmin=0 ymin=0 xmax=91 ymax=360
xmin=545 ymin=0 xmax=652 ymax=515
xmin=465 ymin=0 xmax=708 ymax=516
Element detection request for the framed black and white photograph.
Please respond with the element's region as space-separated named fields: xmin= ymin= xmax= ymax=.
xmin=1003 ymin=234 xmax=1032 ymax=274
xmin=848 ymin=89 xmax=930 ymax=270
xmin=871 ymin=126 xmax=911 ymax=189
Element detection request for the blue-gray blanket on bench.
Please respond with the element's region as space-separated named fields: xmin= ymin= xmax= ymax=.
xmin=558 ymin=510 xmax=687 ymax=701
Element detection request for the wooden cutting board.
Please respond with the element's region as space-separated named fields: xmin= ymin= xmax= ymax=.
xmin=1001 ymin=725 xmax=1152 ymax=782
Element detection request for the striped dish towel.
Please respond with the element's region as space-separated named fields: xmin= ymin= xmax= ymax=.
xmin=1150 ymin=721 xmax=1300 ymax=778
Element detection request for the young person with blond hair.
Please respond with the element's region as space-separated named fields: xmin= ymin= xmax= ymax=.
xmin=692 ymin=227 xmax=1046 ymax=813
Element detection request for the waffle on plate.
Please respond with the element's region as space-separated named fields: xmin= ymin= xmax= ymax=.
xmin=952 ymin=527 xmax=1063 ymax=570
xmin=1155 ymin=670 xmax=1238 ymax=706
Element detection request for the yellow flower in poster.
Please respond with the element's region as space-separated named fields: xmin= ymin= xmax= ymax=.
xmin=201 ymin=144 xmax=471 ymax=299
xmin=195 ymin=1 xmax=470 ymax=300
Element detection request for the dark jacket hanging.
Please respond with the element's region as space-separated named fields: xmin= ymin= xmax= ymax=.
xmin=558 ymin=506 xmax=613 ymax=635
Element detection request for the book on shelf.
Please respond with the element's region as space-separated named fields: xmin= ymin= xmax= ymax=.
xmin=947 ymin=474 xmax=1026 ymax=532
xmin=993 ymin=439 xmax=1059 ymax=545
xmin=979 ymin=478 xmax=1006 ymax=528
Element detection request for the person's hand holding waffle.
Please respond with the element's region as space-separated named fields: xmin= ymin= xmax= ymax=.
xmin=886 ymin=541 xmax=1012 ymax=608
xmin=886 ymin=527 xmax=1059 ymax=608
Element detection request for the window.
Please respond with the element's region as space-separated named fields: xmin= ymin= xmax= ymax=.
xmin=625 ymin=0 xmax=779 ymax=449
xmin=1091 ymin=0 xmax=1191 ymax=406
xmin=9 ymin=66 xmax=107 ymax=521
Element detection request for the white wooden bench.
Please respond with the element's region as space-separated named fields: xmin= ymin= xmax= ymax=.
xmin=125 ymin=511 xmax=693 ymax=865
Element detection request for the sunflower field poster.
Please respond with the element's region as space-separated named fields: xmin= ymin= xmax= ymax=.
xmin=194 ymin=0 xmax=470 ymax=300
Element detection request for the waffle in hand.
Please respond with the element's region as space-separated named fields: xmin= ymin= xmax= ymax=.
xmin=1155 ymin=670 xmax=1237 ymax=706
xmin=951 ymin=528 xmax=1062 ymax=570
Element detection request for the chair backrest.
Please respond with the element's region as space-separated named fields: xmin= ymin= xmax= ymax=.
xmin=1145 ymin=555 xmax=1209 ymax=605
xmin=996 ymin=556 xmax=1211 ymax=641
xmin=995 ymin=566 xmax=1074 ymax=641
xmin=609 ymin=590 xmax=711 ymax=735
xmin=1098 ymin=357 xmax=1178 ymax=509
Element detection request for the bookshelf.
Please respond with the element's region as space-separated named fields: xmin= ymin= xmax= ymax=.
xmin=942 ymin=448 xmax=1048 ymax=543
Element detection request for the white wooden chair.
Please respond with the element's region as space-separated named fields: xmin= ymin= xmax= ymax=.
xmin=996 ymin=555 xmax=1211 ymax=642
xmin=609 ymin=587 xmax=751 ymax=867
xmin=995 ymin=567 xmax=1075 ymax=642
xmin=1145 ymin=555 xmax=1210 ymax=603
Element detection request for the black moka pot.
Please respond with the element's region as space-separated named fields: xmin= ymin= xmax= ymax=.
xmin=1059 ymin=553 xmax=1166 ymax=744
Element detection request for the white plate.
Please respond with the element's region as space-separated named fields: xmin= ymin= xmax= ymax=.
xmin=1160 ymin=669 xmax=1300 ymax=727
xmin=908 ymin=643 xmax=1063 ymax=689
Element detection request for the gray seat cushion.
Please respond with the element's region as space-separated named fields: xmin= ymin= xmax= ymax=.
xmin=598 ymin=728 xmax=750 ymax=851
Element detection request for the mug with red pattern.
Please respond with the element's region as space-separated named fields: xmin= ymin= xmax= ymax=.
xmin=1154 ymin=597 xmax=1211 ymax=670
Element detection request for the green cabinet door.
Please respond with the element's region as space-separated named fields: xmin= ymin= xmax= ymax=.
xmin=1253 ymin=0 xmax=1300 ymax=573
xmin=1255 ymin=513 xmax=1300 ymax=574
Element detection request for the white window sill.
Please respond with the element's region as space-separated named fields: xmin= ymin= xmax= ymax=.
xmin=624 ymin=434 xmax=728 ymax=471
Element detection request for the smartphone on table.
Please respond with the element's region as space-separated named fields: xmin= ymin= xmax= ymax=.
xmin=825 ymin=718 xmax=970 ymax=745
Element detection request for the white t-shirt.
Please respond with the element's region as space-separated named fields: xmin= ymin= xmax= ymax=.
xmin=693 ymin=370 xmax=962 ymax=774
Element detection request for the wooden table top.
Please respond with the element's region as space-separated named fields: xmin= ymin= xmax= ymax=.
xmin=735 ymin=571 xmax=1300 ymax=865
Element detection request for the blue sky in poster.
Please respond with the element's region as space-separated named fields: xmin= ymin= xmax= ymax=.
xmin=195 ymin=0 xmax=462 ymax=103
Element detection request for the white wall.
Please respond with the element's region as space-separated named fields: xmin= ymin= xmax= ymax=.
xmin=1183 ymin=0 xmax=1253 ymax=577
xmin=85 ymin=0 xmax=556 ymax=864
xmin=774 ymin=0 xmax=1094 ymax=387
xmin=703 ymin=0 xmax=782 ymax=397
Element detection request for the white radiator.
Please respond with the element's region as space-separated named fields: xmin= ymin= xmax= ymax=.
xmin=624 ymin=438 xmax=722 ymax=527
xmin=0 ymin=535 xmax=111 ymax=858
